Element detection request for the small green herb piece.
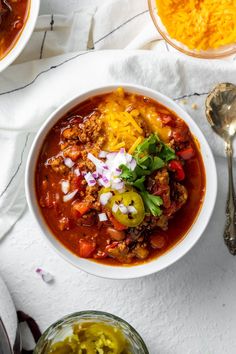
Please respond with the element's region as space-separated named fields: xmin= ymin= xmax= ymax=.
xmin=132 ymin=176 xmax=146 ymax=191
xmin=141 ymin=192 xmax=163 ymax=217
xmin=119 ymin=134 xmax=176 ymax=217
xmin=120 ymin=164 xmax=136 ymax=181
xmin=151 ymin=156 xmax=165 ymax=171
xmin=135 ymin=134 xmax=158 ymax=154
xmin=158 ymin=143 xmax=176 ymax=162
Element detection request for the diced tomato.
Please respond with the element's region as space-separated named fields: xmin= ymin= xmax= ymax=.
xmin=108 ymin=215 xmax=127 ymax=231
xmin=160 ymin=114 xmax=175 ymax=126
xmin=177 ymin=147 xmax=195 ymax=160
xmin=78 ymin=239 xmax=96 ymax=258
xmin=172 ymin=124 xmax=189 ymax=143
xmin=168 ymin=160 xmax=185 ymax=181
xmin=72 ymin=201 xmax=91 ymax=218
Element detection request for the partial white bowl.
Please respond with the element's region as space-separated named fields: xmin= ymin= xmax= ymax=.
xmin=0 ymin=0 xmax=40 ymax=73
xmin=25 ymin=84 xmax=217 ymax=279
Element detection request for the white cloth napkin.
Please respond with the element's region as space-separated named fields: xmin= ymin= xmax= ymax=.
xmin=0 ymin=0 xmax=236 ymax=239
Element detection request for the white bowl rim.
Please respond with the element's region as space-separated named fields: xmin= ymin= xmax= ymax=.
xmin=25 ymin=83 xmax=217 ymax=279
xmin=0 ymin=0 xmax=40 ymax=73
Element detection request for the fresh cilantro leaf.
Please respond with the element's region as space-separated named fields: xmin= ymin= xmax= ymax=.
xmin=120 ymin=164 xmax=136 ymax=181
xmin=135 ymin=134 xmax=157 ymax=154
xmin=134 ymin=165 xmax=151 ymax=177
xmin=151 ymin=156 xmax=165 ymax=171
xmin=132 ymin=176 xmax=146 ymax=191
xmin=141 ymin=191 xmax=163 ymax=217
xmin=137 ymin=155 xmax=153 ymax=170
xmin=159 ymin=144 xmax=176 ymax=162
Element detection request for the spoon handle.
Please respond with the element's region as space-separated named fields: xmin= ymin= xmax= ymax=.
xmin=224 ymin=139 xmax=236 ymax=255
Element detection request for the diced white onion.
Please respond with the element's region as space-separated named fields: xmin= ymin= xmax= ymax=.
xmin=100 ymin=192 xmax=113 ymax=206
xmin=63 ymin=189 xmax=78 ymax=202
xmin=129 ymin=158 xmax=137 ymax=171
xmin=127 ymin=205 xmax=137 ymax=214
xmin=98 ymin=213 xmax=108 ymax=222
xmin=112 ymin=203 xmax=119 ymax=213
xmin=114 ymin=168 xmax=122 ymax=176
xmin=112 ymin=178 xmax=121 ymax=184
xmin=98 ymin=177 xmax=110 ymax=188
xmin=36 ymin=268 xmax=54 ymax=283
xmin=87 ymin=153 xmax=104 ymax=170
xmin=106 ymin=152 xmax=117 ymax=160
xmin=61 ymin=180 xmax=70 ymax=194
xmin=112 ymin=181 xmax=124 ymax=190
xmin=92 ymin=172 xmax=99 ymax=179
xmin=74 ymin=168 xmax=80 ymax=176
xmin=64 ymin=157 xmax=74 ymax=168
xmin=86 ymin=149 xmax=137 ymax=193
xmin=99 ymin=151 xmax=108 ymax=158
xmin=119 ymin=203 xmax=128 ymax=214
xmin=126 ymin=153 xmax=133 ymax=162
xmin=84 ymin=172 xmax=96 ymax=186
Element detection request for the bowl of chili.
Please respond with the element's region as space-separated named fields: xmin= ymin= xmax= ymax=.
xmin=0 ymin=0 xmax=40 ymax=72
xmin=25 ymin=84 xmax=217 ymax=279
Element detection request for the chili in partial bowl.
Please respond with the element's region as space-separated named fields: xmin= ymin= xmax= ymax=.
xmin=0 ymin=0 xmax=39 ymax=72
xmin=25 ymin=84 xmax=217 ymax=279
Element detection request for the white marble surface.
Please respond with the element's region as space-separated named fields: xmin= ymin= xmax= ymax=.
xmin=1 ymin=1 xmax=236 ymax=354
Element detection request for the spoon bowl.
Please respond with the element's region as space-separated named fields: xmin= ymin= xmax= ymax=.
xmin=206 ymin=83 xmax=236 ymax=254
xmin=206 ymin=83 xmax=236 ymax=139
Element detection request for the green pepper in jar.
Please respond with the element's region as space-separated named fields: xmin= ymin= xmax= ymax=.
xmin=110 ymin=191 xmax=145 ymax=227
xmin=47 ymin=322 xmax=131 ymax=354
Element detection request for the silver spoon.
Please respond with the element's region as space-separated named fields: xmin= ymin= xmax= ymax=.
xmin=206 ymin=83 xmax=236 ymax=254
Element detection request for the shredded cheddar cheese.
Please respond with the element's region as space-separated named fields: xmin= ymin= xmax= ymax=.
xmin=99 ymin=88 xmax=172 ymax=153
xmin=156 ymin=0 xmax=236 ymax=50
xmin=101 ymin=111 xmax=144 ymax=151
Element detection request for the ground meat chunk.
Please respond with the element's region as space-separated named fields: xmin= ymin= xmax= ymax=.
xmin=61 ymin=111 xmax=103 ymax=145
xmin=164 ymin=183 xmax=188 ymax=217
xmin=147 ymin=168 xmax=171 ymax=208
xmin=46 ymin=155 xmax=68 ymax=175
xmin=172 ymin=182 xmax=188 ymax=209
xmin=149 ymin=214 xmax=169 ymax=231
xmin=106 ymin=241 xmax=132 ymax=263
xmin=83 ymin=186 xmax=101 ymax=210
xmin=62 ymin=126 xmax=80 ymax=140
xmin=131 ymin=243 xmax=149 ymax=260
xmin=78 ymin=111 xmax=103 ymax=144
xmin=63 ymin=145 xmax=81 ymax=161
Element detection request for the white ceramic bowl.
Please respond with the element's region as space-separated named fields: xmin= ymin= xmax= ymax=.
xmin=25 ymin=84 xmax=217 ymax=279
xmin=0 ymin=0 xmax=40 ymax=73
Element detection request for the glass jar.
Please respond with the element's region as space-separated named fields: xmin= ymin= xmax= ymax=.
xmin=34 ymin=311 xmax=149 ymax=354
